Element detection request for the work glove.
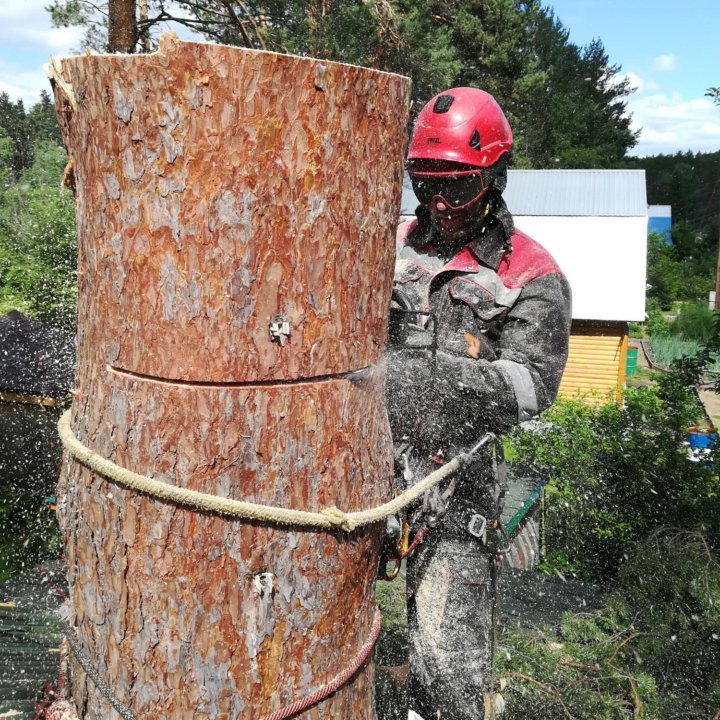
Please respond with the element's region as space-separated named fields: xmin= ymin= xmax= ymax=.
xmin=386 ymin=348 xmax=479 ymax=444
xmin=385 ymin=347 xmax=438 ymax=440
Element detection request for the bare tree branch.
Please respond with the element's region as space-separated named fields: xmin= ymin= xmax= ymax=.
xmin=218 ymin=0 xmax=255 ymax=48
xmin=234 ymin=0 xmax=266 ymax=50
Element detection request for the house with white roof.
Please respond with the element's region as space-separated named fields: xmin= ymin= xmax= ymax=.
xmin=400 ymin=168 xmax=648 ymax=403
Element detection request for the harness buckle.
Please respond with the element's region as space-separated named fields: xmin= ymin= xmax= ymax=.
xmin=467 ymin=512 xmax=487 ymax=540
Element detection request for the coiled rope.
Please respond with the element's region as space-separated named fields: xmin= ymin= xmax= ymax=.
xmin=58 ymin=409 xmax=482 ymax=532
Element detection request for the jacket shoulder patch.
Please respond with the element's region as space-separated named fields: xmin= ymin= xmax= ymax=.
xmin=498 ymin=229 xmax=564 ymax=289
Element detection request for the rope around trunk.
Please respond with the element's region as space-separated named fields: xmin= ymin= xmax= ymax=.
xmin=55 ymin=411 xmax=489 ymax=715
xmin=58 ymin=409 xmax=472 ymax=532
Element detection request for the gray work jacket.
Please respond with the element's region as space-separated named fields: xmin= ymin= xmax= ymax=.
xmin=389 ymin=203 xmax=572 ymax=459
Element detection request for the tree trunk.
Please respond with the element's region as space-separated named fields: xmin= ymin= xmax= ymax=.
xmin=137 ymin=0 xmax=150 ymax=53
xmin=108 ymin=0 xmax=137 ymax=53
xmin=49 ymin=35 xmax=410 ymax=719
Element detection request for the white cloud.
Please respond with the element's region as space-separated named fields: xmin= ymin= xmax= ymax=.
xmin=0 ymin=0 xmax=84 ymax=53
xmin=0 ymin=0 xmax=207 ymax=107
xmin=0 ymin=58 xmax=55 ymax=107
xmin=618 ymin=71 xmax=643 ymax=92
xmin=628 ymin=93 xmax=720 ymax=156
xmin=653 ymin=54 xmax=677 ymax=72
xmin=0 ymin=0 xmax=85 ymax=105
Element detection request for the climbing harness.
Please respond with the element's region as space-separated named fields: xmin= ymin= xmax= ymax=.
xmin=379 ymin=432 xmax=502 ymax=579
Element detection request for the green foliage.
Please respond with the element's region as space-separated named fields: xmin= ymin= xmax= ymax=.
xmin=670 ymin=301 xmax=716 ymax=343
xmin=0 ymin=128 xmax=12 ymax=188
xmin=646 ymin=230 xmax=715 ymax=310
xmin=617 ymin=530 xmax=720 ymax=715
xmin=375 ymin=577 xmax=408 ymax=667
xmin=650 ymin=310 xmax=720 ymax=373
xmin=513 ymin=18 xmax=638 ymax=167
xmin=0 ymin=92 xmax=31 ymax=179
xmin=634 ymin=153 xmax=719 ymax=314
xmin=500 ymin=533 xmax=720 ymax=718
xmin=650 ymin=335 xmax=703 ymax=368
xmin=509 ymin=368 xmax=718 ymax=581
xmin=647 ymin=233 xmax=682 ymax=309
xmin=498 ymin=607 xmax=665 ymax=719
xmin=0 ymin=90 xmax=62 ymax=180
xmin=645 ymin=298 xmax=671 ymax=338
xmin=629 ymin=150 xmax=720 ymax=238
xmin=0 ymin=141 xmax=77 ymax=329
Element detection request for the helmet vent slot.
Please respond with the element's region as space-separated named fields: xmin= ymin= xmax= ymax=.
xmin=469 ymin=129 xmax=482 ymax=150
xmin=433 ymin=95 xmax=454 ymax=113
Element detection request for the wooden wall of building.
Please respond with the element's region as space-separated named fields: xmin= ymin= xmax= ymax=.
xmin=557 ymin=321 xmax=629 ymax=405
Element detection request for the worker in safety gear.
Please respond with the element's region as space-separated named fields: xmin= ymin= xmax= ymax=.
xmin=386 ymin=87 xmax=572 ymax=720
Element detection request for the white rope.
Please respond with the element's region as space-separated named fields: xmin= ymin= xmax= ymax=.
xmin=58 ymin=410 xmax=469 ymax=532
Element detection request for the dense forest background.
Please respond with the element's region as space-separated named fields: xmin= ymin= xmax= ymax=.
xmin=632 ymin=150 xmax=720 ymax=309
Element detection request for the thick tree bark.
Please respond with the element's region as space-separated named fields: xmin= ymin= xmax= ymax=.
xmin=107 ymin=0 xmax=137 ymax=53
xmin=49 ymin=35 xmax=410 ymax=719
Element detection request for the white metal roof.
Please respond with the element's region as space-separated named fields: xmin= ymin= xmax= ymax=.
xmin=503 ymin=169 xmax=647 ymax=217
xmin=401 ymin=169 xmax=648 ymax=218
xmin=648 ymin=204 xmax=672 ymax=218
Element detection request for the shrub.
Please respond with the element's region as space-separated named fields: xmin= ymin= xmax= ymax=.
xmin=645 ymin=297 xmax=671 ymax=337
xmin=498 ymin=606 xmax=665 ymax=719
xmin=617 ymin=530 xmax=720 ymax=716
xmin=0 ymin=141 xmax=77 ymax=329
xmin=498 ymin=531 xmax=720 ymax=719
xmin=508 ymin=367 xmax=719 ymax=582
xmin=670 ymin=301 xmax=717 ymax=343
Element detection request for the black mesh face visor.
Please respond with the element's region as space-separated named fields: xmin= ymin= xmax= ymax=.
xmin=410 ymin=171 xmax=485 ymax=208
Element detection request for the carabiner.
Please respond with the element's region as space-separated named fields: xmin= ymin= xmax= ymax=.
xmin=381 ymin=521 xmax=410 ymax=582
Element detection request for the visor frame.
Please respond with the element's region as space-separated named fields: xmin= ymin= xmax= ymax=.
xmin=410 ymin=167 xmax=487 ymax=210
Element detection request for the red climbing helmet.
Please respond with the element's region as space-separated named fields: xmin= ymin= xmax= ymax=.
xmin=407 ymin=87 xmax=513 ymax=169
xmin=407 ymin=88 xmax=513 ymax=240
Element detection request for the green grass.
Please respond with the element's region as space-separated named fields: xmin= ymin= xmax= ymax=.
xmin=648 ymin=335 xmax=720 ymax=373
xmin=650 ymin=334 xmax=702 ymax=367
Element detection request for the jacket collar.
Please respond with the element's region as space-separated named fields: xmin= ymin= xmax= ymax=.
xmin=408 ymin=194 xmax=515 ymax=272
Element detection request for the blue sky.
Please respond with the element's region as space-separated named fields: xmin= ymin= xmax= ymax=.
xmin=0 ymin=0 xmax=718 ymax=157
xmin=547 ymin=0 xmax=720 ymax=156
